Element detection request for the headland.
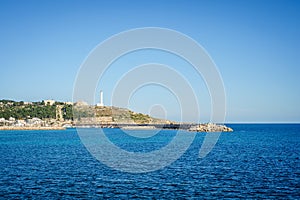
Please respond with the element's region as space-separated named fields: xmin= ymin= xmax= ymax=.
xmin=0 ymin=99 xmax=233 ymax=132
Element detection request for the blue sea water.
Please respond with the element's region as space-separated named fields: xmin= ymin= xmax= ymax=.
xmin=0 ymin=124 xmax=299 ymax=199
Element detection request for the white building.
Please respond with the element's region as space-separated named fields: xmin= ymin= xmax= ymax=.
xmin=44 ymin=100 xmax=56 ymax=106
xmin=64 ymin=102 xmax=73 ymax=105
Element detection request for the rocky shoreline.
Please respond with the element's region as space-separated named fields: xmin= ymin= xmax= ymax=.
xmin=0 ymin=123 xmax=233 ymax=132
xmin=188 ymin=123 xmax=233 ymax=132
xmin=76 ymin=123 xmax=233 ymax=132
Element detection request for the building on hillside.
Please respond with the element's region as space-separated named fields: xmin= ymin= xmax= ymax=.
xmin=44 ymin=100 xmax=55 ymax=106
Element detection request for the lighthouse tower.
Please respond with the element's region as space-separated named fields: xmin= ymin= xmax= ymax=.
xmin=97 ymin=90 xmax=104 ymax=107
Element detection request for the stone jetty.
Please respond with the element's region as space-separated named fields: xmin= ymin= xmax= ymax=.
xmin=188 ymin=123 xmax=233 ymax=132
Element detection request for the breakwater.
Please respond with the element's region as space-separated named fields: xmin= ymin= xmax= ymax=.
xmin=75 ymin=123 xmax=233 ymax=132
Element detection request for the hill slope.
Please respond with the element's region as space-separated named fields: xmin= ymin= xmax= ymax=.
xmin=74 ymin=105 xmax=172 ymax=125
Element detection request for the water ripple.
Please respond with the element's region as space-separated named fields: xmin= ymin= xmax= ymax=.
xmin=0 ymin=124 xmax=299 ymax=198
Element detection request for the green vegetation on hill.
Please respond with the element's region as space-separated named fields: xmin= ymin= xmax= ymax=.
xmin=129 ymin=111 xmax=152 ymax=124
xmin=94 ymin=106 xmax=169 ymax=124
xmin=0 ymin=100 xmax=170 ymax=124
xmin=0 ymin=100 xmax=72 ymax=120
xmin=73 ymin=105 xmax=170 ymax=124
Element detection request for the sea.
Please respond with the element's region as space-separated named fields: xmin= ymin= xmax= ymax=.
xmin=0 ymin=124 xmax=299 ymax=199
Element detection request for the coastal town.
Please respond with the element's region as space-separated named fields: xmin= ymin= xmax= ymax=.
xmin=0 ymin=99 xmax=233 ymax=132
xmin=0 ymin=99 xmax=73 ymax=130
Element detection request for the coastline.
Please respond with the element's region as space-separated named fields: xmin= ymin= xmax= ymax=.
xmin=0 ymin=100 xmax=234 ymax=132
xmin=0 ymin=126 xmax=66 ymax=131
xmin=0 ymin=123 xmax=233 ymax=132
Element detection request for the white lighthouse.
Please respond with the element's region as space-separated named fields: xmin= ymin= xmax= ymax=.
xmin=97 ymin=90 xmax=104 ymax=107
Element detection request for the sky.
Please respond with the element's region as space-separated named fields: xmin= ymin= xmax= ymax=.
xmin=0 ymin=0 xmax=299 ymax=123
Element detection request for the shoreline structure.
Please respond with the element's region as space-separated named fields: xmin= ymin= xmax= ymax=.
xmin=0 ymin=99 xmax=233 ymax=132
xmin=0 ymin=123 xmax=233 ymax=132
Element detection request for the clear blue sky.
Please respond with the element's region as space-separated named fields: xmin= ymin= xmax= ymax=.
xmin=0 ymin=0 xmax=299 ymax=123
